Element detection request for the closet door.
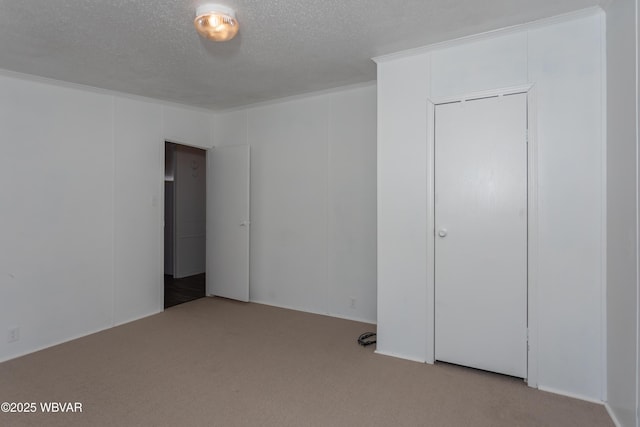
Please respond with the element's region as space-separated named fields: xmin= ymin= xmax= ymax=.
xmin=434 ymin=94 xmax=527 ymax=378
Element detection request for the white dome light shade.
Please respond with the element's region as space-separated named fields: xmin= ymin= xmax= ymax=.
xmin=194 ymin=4 xmax=239 ymax=42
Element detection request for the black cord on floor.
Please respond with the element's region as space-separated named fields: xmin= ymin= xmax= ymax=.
xmin=357 ymin=332 xmax=377 ymax=347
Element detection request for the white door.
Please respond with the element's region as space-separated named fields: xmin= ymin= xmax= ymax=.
xmin=207 ymin=145 xmax=250 ymax=302
xmin=434 ymin=93 xmax=527 ymax=378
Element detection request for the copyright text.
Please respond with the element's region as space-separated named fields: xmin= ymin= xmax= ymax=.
xmin=1 ymin=401 xmax=83 ymax=413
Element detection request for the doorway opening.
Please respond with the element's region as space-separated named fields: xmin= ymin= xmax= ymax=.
xmin=164 ymin=141 xmax=207 ymax=308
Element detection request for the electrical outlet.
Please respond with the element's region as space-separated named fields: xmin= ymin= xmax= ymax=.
xmin=350 ymin=297 xmax=356 ymax=309
xmin=8 ymin=327 xmax=19 ymax=343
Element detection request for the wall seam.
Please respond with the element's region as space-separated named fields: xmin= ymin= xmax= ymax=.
xmin=635 ymin=0 xmax=640 ymax=423
xmin=375 ymin=71 xmax=383 ymax=351
xmin=600 ymin=10 xmax=609 ymax=403
xmin=245 ymin=108 xmax=250 ymax=301
xmin=111 ymin=96 xmax=117 ymax=327
xmin=244 ymin=109 xmax=248 ymax=146
xmin=160 ymin=106 xmax=166 ymax=310
xmin=426 ymin=52 xmax=435 ymax=363
xmin=326 ymin=96 xmax=332 ymax=316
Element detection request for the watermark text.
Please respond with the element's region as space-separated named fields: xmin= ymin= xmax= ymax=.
xmin=1 ymin=401 xmax=83 ymax=413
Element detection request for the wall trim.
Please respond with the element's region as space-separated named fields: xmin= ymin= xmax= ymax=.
xmin=373 ymin=7 xmax=603 ymax=64
xmin=427 ymin=84 xmax=534 ymax=105
xmin=526 ymin=86 xmax=541 ymax=390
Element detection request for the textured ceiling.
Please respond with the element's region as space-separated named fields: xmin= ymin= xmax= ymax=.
xmin=0 ymin=0 xmax=605 ymax=110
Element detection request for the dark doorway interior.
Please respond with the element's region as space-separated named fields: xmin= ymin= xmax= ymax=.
xmin=164 ymin=273 xmax=206 ymax=308
xmin=164 ymin=142 xmax=207 ymax=308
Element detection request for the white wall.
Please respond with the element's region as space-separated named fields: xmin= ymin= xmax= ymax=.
xmin=376 ymin=54 xmax=430 ymax=361
xmin=0 ymin=72 xmax=213 ymax=361
xmin=0 ymin=75 xmax=115 ymax=361
xmin=605 ymin=0 xmax=639 ymax=425
xmin=114 ymin=97 xmax=163 ymax=324
xmin=213 ymin=84 xmax=377 ymax=323
xmin=528 ymin=14 xmax=604 ymax=401
xmin=0 ymin=72 xmax=375 ymax=362
xmin=376 ymin=11 xmax=605 ymax=400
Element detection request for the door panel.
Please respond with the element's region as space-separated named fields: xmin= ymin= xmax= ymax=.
xmin=207 ymin=145 xmax=250 ymax=302
xmin=434 ymin=94 xmax=527 ymax=378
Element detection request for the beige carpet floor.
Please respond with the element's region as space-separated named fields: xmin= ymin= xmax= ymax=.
xmin=0 ymin=297 xmax=613 ymax=427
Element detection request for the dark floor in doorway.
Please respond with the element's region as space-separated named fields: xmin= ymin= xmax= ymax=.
xmin=164 ymin=273 xmax=206 ymax=308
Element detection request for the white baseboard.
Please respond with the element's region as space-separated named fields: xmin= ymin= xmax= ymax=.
xmin=114 ymin=308 xmax=163 ymax=327
xmin=0 ymin=324 xmax=115 ymax=364
xmin=1 ymin=308 xmax=163 ymax=364
xmin=326 ymin=311 xmax=377 ymax=325
xmin=538 ymin=385 xmax=604 ymax=404
xmin=604 ymin=403 xmax=624 ymax=427
xmin=249 ymin=298 xmax=376 ymax=325
xmin=374 ymin=349 xmax=427 ymax=364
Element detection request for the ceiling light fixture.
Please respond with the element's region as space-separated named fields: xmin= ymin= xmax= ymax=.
xmin=194 ymin=4 xmax=239 ymax=42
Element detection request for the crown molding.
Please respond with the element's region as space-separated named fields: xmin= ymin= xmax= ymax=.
xmin=373 ymin=6 xmax=604 ymax=64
